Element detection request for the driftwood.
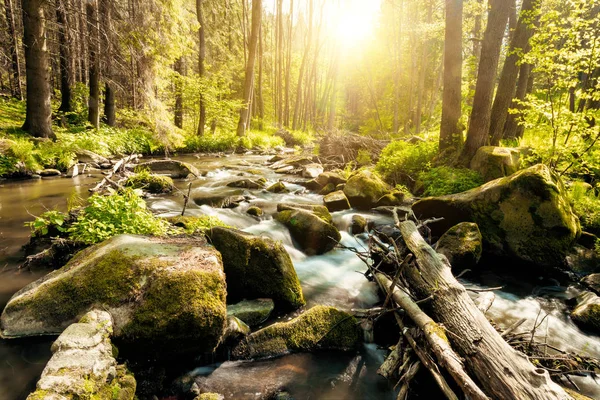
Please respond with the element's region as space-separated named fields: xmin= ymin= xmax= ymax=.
xmin=393 ymin=220 xmax=570 ymax=399
xmin=90 ymin=154 xmax=140 ymax=193
xmin=319 ymin=131 xmax=389 ymax=163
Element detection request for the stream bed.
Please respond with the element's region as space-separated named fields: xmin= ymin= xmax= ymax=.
xmin=1 ymin=154 xmax=600 ymax=399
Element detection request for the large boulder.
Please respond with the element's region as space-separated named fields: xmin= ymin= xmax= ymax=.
xmin=75 ymin=149 xmax=110 ymax=165
xmin=316 ymin=171 xmax=347 ymax=187
xmin=232 ymin=306 xmax=360 ymax=359
xmin=301 ymin=163 xmax=324 ymax=179
xmin=343 ymin=170 xmax=391 ymax=210
xmin=470 ymin=146 xmax=522 ymax=182
xmin=27 ymin=310 xmax=136 ymax=400
xmin=227 ymin=298 xmax=274 ymax=327
xmin=412 ymin=164 xmax=580 ymax=267
xmin=1 ymin=235 xmax=227 ymax=354
xmin=276 ymin=209 xmax=341 ymax=255
xmin=323 ymin=190 xmax=351 ymax=212
xmin=137 ymin=160 xmax=199 ymax=179
xmin=208 ymin=227 xmax=304 ymax=311
xmin=125 ymin=172 xmax=174 ymax=194
xmin=277 ymin=203 xmax=332 ymax=223
xmin=435 ymin=222 xmax=482 ymax=269
xmin=571 ymin=291 xmax=600 ymax=332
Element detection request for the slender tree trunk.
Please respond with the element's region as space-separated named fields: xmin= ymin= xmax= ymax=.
xmin=257 ymin=25 xmax=264 ymax=130
xmin=284 ymin=0 xmax=293 ymax=127
xmin=504 ymin=62 xmax=533 ymax=140
xmin=21 ymin=0 xmax=55 ymax=138
xmin=57 ymin=0 xmax=73 ymax=113
xmin=439 ymin=0 xmax=463 ymax=151
xmin=101 ymin=0 xmax=115 ymax=126
xmin=174 ymin=58 xmax=184 ymax=129
xmin=489 ymin=0 xmax=538 ymax=145
xmin=460 ymin=0 xmax=512 ymax=164
xmin=415 ymin=1 xmax=433 ymax=134
xmin=276 ymin=0 xmax=283 ymax=125
xmin=197 ymin=0 xmax=206 ymax=136
xmin=237 ymin=0 xmax=262 ymax=136
xmin=86 ymin=0 xmax=100 ymax=128
xmin=79 ymin=0 xmax=88 ymax=84
xmin=292 ymin=0 xmax=312 ymax=130
xmin=327 ymin=46 xmax=340 ymax=131
xmin=467 ymin=0 xmax=483 ymax=107
xmin=4 ymin=0 xmax=23 ymax=100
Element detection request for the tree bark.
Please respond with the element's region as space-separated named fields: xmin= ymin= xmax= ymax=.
xmin=4 ymin=0 xmax=23 ymax=100
xmin=236 ymin=0 xmax=262 ymax=136
xmin=174 ymin=57 xmax=184 ymax=129
xmin=100 ymin=0 xmax=115 ymax=126
xmin=292 ymin=0 xmax=312 ymax=130
xmin=257 ymin=24 xmax=264 ymax=130
xmin=397 ymin=220 xmax=570 ymax=399
xmin=504 ymin=62 xmax=533 ymax=140
xmin=489 ymin=0 xmax=538 ymax=145
xmin=284 ymin=0 xmax=293 ymax=127
xmin=21 ymin=0 xmax=55 ymax=138
xmin=439 ymin=0 xmax=463 ymax=151
xmin=276 ymin=0 xmax=283 ymax=125
xmin=461 ymin=0 xmax=512 ymax=164
xmin=86 ymin=0 xmax=100 ymax=129
xmin=196 ymin=0 xmax=206 ymax=136
xmin=56 ymin=0 xmax=73 ymax=113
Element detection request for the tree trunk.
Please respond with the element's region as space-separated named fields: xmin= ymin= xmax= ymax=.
xmin=87 ymin=0 xmax=100 ymax=129
xmin=415 ymin=1 xmax=433 ymax=134
xmin=197 ymin=0 xmax=206 ymax=136
xmin=257 ymin=24 xmax=264 ymax=130
xmin=439 ymin=0 xmax=463 ymax=151
xmin=21 ymin=0 xmax=55 ymax=138
xmin=4 ymin=0 xmax=23 ymax=100
xmin=467 ymin=0 xmax=483 ymax=107
xmin=174 ymin=58 xmax=184 ymax=129
xmin=460 ymin=0 xmax=512 ymax=164
xmin=504 ymin=62 xmax=533 ymax=140
xmin=236 ymin=0 xmax=262 ymax=136
xmin=292 ymin=0 xmax=312 ymax=130
xmin=101 ymin=0 xmax=115 ymax=126
xmin=78 ymin=0 xmax=88 ymax=84
xmin=284 ymin=0 xmax=293 ymax=127
xmin=489 ymin=0 xmax=538 ymax=145
xmin=276 ymin=0 xmax=283 ymax=125
xmin=396 ymin=220 xmax=570 ymax=399
xmin=56 ymin=0 xmax=73 ymax=113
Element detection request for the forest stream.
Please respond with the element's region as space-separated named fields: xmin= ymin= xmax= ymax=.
xmin=2 ymin=154 xmax=600 ymax=400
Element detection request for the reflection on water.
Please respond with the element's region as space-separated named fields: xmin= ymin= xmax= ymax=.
xmin=1 ymin=155 xmax=600 ymax=398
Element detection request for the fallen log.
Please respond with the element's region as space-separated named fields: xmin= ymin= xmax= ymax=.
xmin=396 ymin=220 xmax=570 ymax=399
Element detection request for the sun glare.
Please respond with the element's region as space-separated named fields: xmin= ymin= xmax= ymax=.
xmin=334 ymin=0 xmax=381 ymax=48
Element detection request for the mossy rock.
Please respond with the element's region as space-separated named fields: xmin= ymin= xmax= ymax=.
xmin=137 ymin=160 xmax=199 ymax=179
xmin=316 ymin=172 xmax=347 ymax=187
xmin=323 ymin=191 xmax=351 ymax=212
xmin=193 ymin=190 xmax=244 ymax=208
xmin=125 ymin=173 xmax=174 ymax=194
xmin=232 ymin=305 xmax=360 ymax=359
xmin=276 ymin=209 xmax=341 ymax=255
xmin=582 ymin=273 xmax=600 ymax=294
xmin=351 ymin=215 xmax=368 ymax=235
xmin=246 ymin=206 xmax=264 ymax=217
xmin=375 ymin=191 xmax=406 ymax=207
xmin=195 ymin=394 xmax=224 ymax=400
xmin=227 ymin=298 xmax=274 ymax=327
xmin=470 ymin=146 xmax=522 ymax=182
xmin=343 ymin=170 xmax=391 ymax=210
xmin=266 ymin=181 xmax=288 ymax=193
xmin=412 ymin=164 xmax=580 ymax=267
xmin=27 ymin=310 xmax=136 ymax=400
xmin=208 ymin=227 xmax=304 ymax=311
xmin=435 ymin=222 xmax=482 ymax=269
xmin=1 ymin=235 xmax=227 ymax=354
xmin=227 ymin=178 xmax=265 ymax=189
xmin=277 ymin=203 xmax=332 ymax=223
xmin=319 ymin=183 xmax=336 ymax=196
xmin=571 ymin=291 xmax=600 ymax=333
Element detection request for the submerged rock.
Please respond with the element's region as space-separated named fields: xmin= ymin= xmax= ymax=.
xmin=323 ymin=190 xmax=351 ymax=212
xmin=227 ymin=299 xmax=274 ymax=327
xmin=1 ymin=235 xmax=227 ymax=354
xmin=571 ymin=291 xmax=600 ymax=332
xmin=435 ymin=222 xmax=482 ymax=269
xmin=208 ymin=227 xmax=304 ymax=311
xmin=276 ymin=209 xmax=341 ymax=255
xmin=27 ymin=310 xmax=136 ymax=400
xmin=232 ymin=305 xmax=360 ymax=359
xmin=227 ymin=178 xmax=265 ymax=189
xmin=343 ymin=170 xmax=391 ymax=210
xmin=193 ymin=191 xmax=244 ymax=208
xmin=137 ymin=160 xmax=199 ymax=179
xmin=470 ymin=146 xmax=522 ymax=182
xmin=412 ymin=164 xmax=580 ymax=267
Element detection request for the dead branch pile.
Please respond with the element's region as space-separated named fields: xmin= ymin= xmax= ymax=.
xmin=347 ymin=209 xmax=590 ymax=399
xmin=319 ymin=131 xmax=389 ymax=164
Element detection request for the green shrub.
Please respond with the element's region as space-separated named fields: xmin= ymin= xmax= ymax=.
xmin=356 ymin=149 xmax=373 ymax=166
xmin=376 ymin=140 xmax=438 ymax=184
xmin=68 ymin=188 xmax=169 ymax=244
xmin=416 ymin=167 xmax=483 ymax=196
xmin=184 ymin=132 xmax=238 ymax=153
xmin=570 ymin=181 xmax=600 ymax=234
xmin=241 ymin=130 xmax=285 ymax=149
xmin=0 ymin=154 xmax=18 ymax=176
xmin=26 ymin=210 xmax=68 ymax=238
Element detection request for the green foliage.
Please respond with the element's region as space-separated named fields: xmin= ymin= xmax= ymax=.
xmin=125 ymin=169 xmax=174 ymax=193
xmin=0 ymin=154 xmax=18 ymax=176
xmin=26 ymin=210 xmax=68 ymax=238
xmin=416 ymin=167 xmax=483 ymax=196
xmin=570 ymin=181 xmax=600 ymax=234
xmin=68 ymin=188 xmax=169 ymax=244
xmin=240 ymin=130 xmax=285 ymax=150
xmin=376 ymin=140 xmax=438 ymax=184
xmin=355 ymin=149 xmax=373 ymax=166
xmin=183 ymin=132 xmax=239 ymax=153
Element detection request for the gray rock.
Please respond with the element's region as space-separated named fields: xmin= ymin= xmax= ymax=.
xmin=571 ymin=291 xmax=600 ymax=333
xmin=301 ymin=163 xmax=324 ymax=179
xmin=276 ymin=209 xmax=341 ymax=255
xmin=324 ymin=190 xmax=351 ymax=212
xmin=40 ymin=169 xmax=61 ymax=177
xmin=227 ymin=178 xmax=264 ymax=189
xmin=66 ymin=164 xmax=82 ymax=178
xmin=137 ymin=160 xmax=200 ymax=179
xmin=470 ymin=146 xmax=522 ymax=182
xmin=266 ymin=181 xmax=288 ymax=193
xmin=435 ymin=222 xmax=483 ymax=269
xmin=582 ymin=274 xmax=600 ymax=294
xmin=27 ymin=310 xmax=136 ymax=400
xmin=227 ymin=299 xmax=275 ymax=327
xmin=75 ymin=150 xmax=109 ymax=165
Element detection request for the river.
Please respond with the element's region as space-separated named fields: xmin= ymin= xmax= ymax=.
xmin=1 ymin=154 xmax=599 ymax=399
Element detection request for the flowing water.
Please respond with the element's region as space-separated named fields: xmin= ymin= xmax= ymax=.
xmin=1 ymin=154 xmax=600 ymax=399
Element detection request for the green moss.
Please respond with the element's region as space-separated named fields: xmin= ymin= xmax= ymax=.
xmin=275 ymin=209 xmax=341 ymax=255
xmin=416 ymin=166 xmax=483 ymax=196
xmin=167 ymin=215 xmax=230 ymax=235
xmin=233 ymin=305 xmax=360 ymax=359
xmin=125 ymin=170 xmax=174 ymax=194
xmin=195 ymin=394 xmax=223 ymax=400
xmin=319 ymin=183 xmax=336 ymax=195
xmin=343 ymin=169 xmax=391 ymax=209
xmin=246 ymin=206 xmax=263 ymax=217
xmin=12 ymin=250 xmax=144 ymax=328
xmin=209 ymin=227 xmax=304 ymax=311
xmin=266 ymin=181 xmax=288 ymax=193
xmin=277 ymin=203 xmax=333 ymax=223
xmin=121 ymin=269 xmax=227 ymax=352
